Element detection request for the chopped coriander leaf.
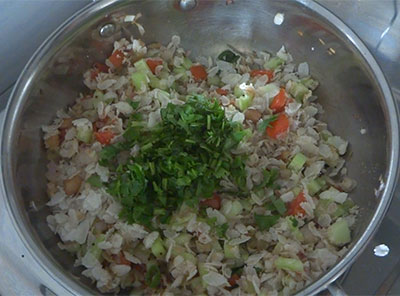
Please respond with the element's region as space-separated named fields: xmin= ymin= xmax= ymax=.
xmin=254 ymin=214 xmax=280 ymax=231
xmin=101 ymin=95 xmax=248 ymax=227
xmin=258 ymin=115 xmax=278 ymax=133
xmin=271 ymin=196 xmax=287 ymax=215
xmin=86 ymin=174 xmax=103 ymax=188
xmin=218 ymin=50 xmax=240 ymax=63
xmin=145 ymin=265 xmax=161 ymax=289
xmin=215 ymin=223 xmax=229 ymax=238
xmin=289 ymin=217 xmax=299 ymax=227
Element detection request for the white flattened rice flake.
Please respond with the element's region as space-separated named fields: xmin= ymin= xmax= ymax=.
xmin=327 ymin=136 xmax=348 ymax=155
xmin=143 ymin=231 xmax=159 ymax=249
xmin=206 ymin=208 xmax=227 ymax=225
xmin=123 ymin=251 xmax=141 ymax=264
xmin=111 ymin=264 xmax=131 ymax=276
xmin=82 ymin=251 xmax=100 ymax=269
xmin=202 ymin=271 xmax=228 ymax=287
xmin=63 ymin=218 xmax=91 ymax=244
xmin=297 ymin=62 xmax=309 ymax=78
xmin=320 ymin=187 xmax=348 ymax=204
xmin=82 ymin=190 xmax=102 ymax=212
xmin=280 ymin=191 xmax=294 ymax=202
xmin=115 ymin=101 xmax=134 ymax=115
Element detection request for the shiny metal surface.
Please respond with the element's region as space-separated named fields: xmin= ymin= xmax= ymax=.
xmin=0 ymin=3 xmax=400 ymax=296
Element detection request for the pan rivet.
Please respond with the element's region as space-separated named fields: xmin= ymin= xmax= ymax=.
xmin=99 ymin=23 xmax=115 ymax=37
xmin=179 ymin=0 xmax=197 ymax=11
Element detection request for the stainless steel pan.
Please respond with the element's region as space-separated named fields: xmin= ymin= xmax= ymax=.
xmin=1 ymin=0 xmax=399 ymax=295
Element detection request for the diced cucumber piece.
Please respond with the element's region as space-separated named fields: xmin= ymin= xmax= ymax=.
xmin=288 ymin=153 xmax=307 ymax=172
xmin=265 ymin=57 xmax=284 ymax=70
xmin=182 ymin=252 xmax=197 ymax=264
xmin=237 ymin=93 xmax=254 ymax=111
xmin=151 ymin=237 xmax=166 ymax=258
xmin=149 ymin=76 xmax=168 ymax=90
xmin=286 ymin=217 xmax=304 ymax=242
xmin=131 ymin=71 xmax=149 ymax=92
xmin=207 ymin=75 xmax=221 ymax=86
xmin=182 ymin=57 xmax=193 ymax=70
xmin=88 ymin=234 xmax=105 ymax=260
xmin=300 ymin=77 xmax=319 ymax=90
xmin=173 ymin=66 xmax=189 ymax=82
xmin=234 ymin=85 xmax=244 ymax=97
xmin=134 ymin=59 xmax=153 ymax=76
xmin=327 ymin=218 xmax=351 ymax=246
xmin=274 ymin=257 xmax=304 ymax=272
xmin=289 ymin=81 xmax=311 ymax=102
xmin=189 ymin=277 xmax=205 ymax=294
xmin=333 ymin=199 xmax=355 ymax=218
xmin=76 ymin=125 xmax=92 ymax=144
xmin=307 ymin=178 xmax=326 ymax=196
xmin=93 ymin=90 xmax=104 ymax=101
xmin=240 ymin=199 xmax=252 ymax=212
xmin=224 ymin=242 xmax=240 ymax=259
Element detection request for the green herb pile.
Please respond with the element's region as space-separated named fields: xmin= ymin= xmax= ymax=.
xmin=99 ymin=95 xmax=250 ymax=226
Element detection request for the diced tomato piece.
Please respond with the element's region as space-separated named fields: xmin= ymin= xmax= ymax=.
xmin=146 ymin=59 xmax=163 ymax=74
xmin=270 ymin=88 xmax=287 ymax=113
xmin=94 ymin=62 xmax=109 ymax=73
xmin=250 ymin=69 xmax=274 ymax=81
xmin=94 ymin=130 xmax=114 ymax=145
xmin=266 ymin=113 xmax=289 ymax=139
xmin=200 ymin=193 xmax=221 ymax=210
xmin=216 ymin=88 xmax=229 ymax=95
xmin=228 ymin=274 xmax=240 ymax=286
xmin=108 ymin=50 xmax=124 ymax=68
xmin=190 ymin=64 xmax=207 ymax=81
xmin=287 ymin=191 xmax=306 ymax=217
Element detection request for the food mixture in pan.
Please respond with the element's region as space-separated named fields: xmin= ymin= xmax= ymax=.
xmin=43 ymin=15 xmax=358 ymax=296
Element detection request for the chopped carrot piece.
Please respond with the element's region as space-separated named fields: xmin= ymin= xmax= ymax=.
xmin=287 ymin=191 xmax=306 ymax=217
xmin=216 ymin=88 xmax=229 ymax=95
xmin=270 ymin=88 xmax=287 ymax=113
xmin=250 ymin=69 xmax=274 ymax=81
xmin=108 ymin=50 xmax=124 ymax=68
xmin=146 ymin=59 xmax=163 ymax=74
xmin=94 ymin=130 xmax=114 ymax=145
xmin=228 ymin=273 xmax=240 ymax=286
xmin=200 ymin=193 xmax=221 ymax=210
xmin=266 ymin=113 xmax=289 ymax=139
xmin=94 ymin=62 xmax=109 ymax=73
xmin=190 ymin=64 xmax=207 ymax=81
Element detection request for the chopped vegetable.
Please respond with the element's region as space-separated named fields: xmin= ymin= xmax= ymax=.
xmin=216 ymin=88 xmax=229 ymax=96
xmin=151 ymin=238 xmax=166 ymax=258
xmin=94 ymin=130 xmax=114 ymax=145
xmin=250 ymin=69 xmax=274 ymax=81
xmin=87 ymin=174 xmax=103 ymax=188
xmin=289 ymin=81 xmax=310 ymax=102
xmin=286 ymin=191 xmax=306 ymax=217
xmin=270 ymin=88 xmax=287 ymax=113
xmin=93 ymin=62 xmax=109 ymax=73
xmin=254 ymin=214 xmax=280 ymax=231
xmin=288 ymin=153 xmax=307 ymax=172
xmin=215 ymin=223 xmax=229 ymax=238
xmin=274 ymin=257 xmax=304 ymax=272
xmin=200 ymin=193 xmax=222 ymax=210
xmin=327 ymin=218 xmax=351 ymax=246
xmin=145 ymin=265 xmax=161 ymax=289
xmin=237 ymin=92 xmax=254 ymax=111
xmin=265 ymin=57 xmax=284 ymax=69
xmin=108 ymin=50 xmax=124 ymax=68
xmin=131 ymin=71 xmax=149 ymax=91
xmin=218 ymin=50 xmax=240 ymax=63
xmin=266 ymin=113 xmax=289 ymax=139
xmin=258 ymin=115 xmax=278 ymax=133
xmin=146 ymin=59 xmax=163 ymax=74
xmin=190 ymin=64 xmax=208 ymax=81
xmin=307 ymin=178 xmax=326 ymax=196
xmin=224 ymin=242 xmax=240 ymax=259
xmin=103 ymin=95 xmax=247 ymax=226
xmin=228 ymin=273 xmax=240 ymax=287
